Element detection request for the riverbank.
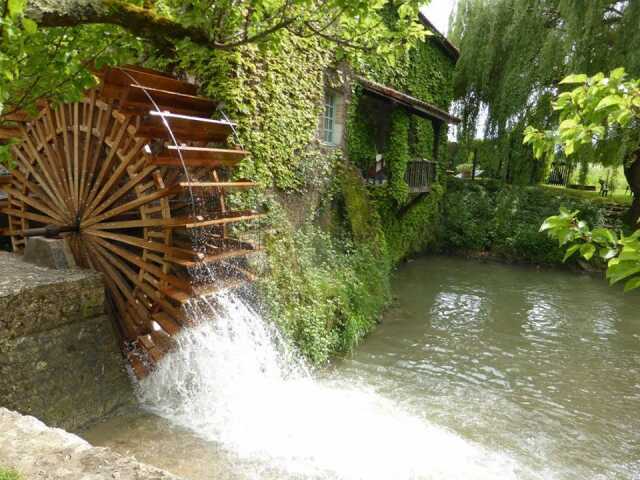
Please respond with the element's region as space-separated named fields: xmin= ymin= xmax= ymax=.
xmin=0 ymin=408 xmax=182 ymax=480
xmin=438 ymin=178 xmax=624 ymax=266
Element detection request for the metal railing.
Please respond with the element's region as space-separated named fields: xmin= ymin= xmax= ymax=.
xmin=405 ymin=160 xmax=437 ymax=193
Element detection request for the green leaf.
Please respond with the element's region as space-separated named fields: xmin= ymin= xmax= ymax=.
xmin=22 ymin=18 xmax=37 ymax=34
xmin=624 ymin=276 xmax=640 ymax=292
xmin=595 ymin=95 xmax=623 ymax=111
xmin=580 ymin=243 xmax=596 ymax=260
xmin=607 ymin=261 xmax=640 ymax=285
xmin=599 ymin=247 xmax=618 ymax=260
xmin=610 ymin=67 xmax=626 ymax=81
xmin=563 ymin=244 xmax=581 ymax=262
xmin=564 ymin=140 xmax=575 ymax=156
xmin=560 ymin=74 xmax=588 ymax=85
xmin=619 ymin=247 xmax=640 ymax=262
xmin=559 ymin=118 xmax=578 ymax=130
xmin=8 ymin=0 xmax=26 ymax=17
xmin=591 ymin=227 xmax=615 ymax=245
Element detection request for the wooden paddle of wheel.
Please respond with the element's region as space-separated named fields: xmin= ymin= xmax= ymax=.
xmin=0 ymin=66 xmax=263 ymax=378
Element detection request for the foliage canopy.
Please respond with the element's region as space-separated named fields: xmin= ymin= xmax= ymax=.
xmin=0 ymin=0 xmax=430 ymax=122
xmin=450 ymin=0 xmax=640 ymax=181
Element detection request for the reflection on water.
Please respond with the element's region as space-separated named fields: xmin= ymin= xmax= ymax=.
xmin=82 ymin=256 xmax=640 ymax=480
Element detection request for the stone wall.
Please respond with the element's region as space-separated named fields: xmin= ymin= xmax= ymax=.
xmin=0 ymin=408 xmax=182 ymax=479
xmin=0 ymin=252 xmax=133 ymax=430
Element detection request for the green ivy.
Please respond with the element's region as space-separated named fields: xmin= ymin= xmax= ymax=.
xmin=386 ymin=109 xmax=411 ymax=204
xmin=156 ymin=22 xmax=456 ymax=364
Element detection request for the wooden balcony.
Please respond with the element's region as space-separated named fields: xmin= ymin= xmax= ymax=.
xmin=405 ymin=160 xmax=437 ymax=193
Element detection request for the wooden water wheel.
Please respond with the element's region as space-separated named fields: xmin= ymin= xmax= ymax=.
xmin=0 ymin=66 xmax=263 ymax=377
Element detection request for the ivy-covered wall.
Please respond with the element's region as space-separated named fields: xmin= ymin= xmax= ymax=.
xmin=345 ymin=29 xmax=457 ymax=265
xmin=166 ymin=21 xmax=457 ymax=364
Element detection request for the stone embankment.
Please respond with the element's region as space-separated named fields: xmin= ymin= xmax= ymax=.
xmin=0 ymin=407 xmax=182 ymax=479
xmin=0 ymin=250 xmax=133 ymax=430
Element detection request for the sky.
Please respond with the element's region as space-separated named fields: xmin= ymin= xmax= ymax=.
xmin=422 ymin=0 xmax=458 ymax=35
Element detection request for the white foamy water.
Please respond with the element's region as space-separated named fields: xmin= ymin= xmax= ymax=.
xmin=136 ymin=291 xmax=544 ymax=480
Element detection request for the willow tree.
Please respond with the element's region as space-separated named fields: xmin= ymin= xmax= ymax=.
xmin=450 ymin=0 xmax=640 ymax=186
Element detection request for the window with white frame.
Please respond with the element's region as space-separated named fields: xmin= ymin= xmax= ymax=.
xmin=323 ymin=92 xmax=336 ymax=144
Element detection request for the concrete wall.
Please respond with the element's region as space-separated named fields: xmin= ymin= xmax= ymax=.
xmin=0 ymin=407 xmax=182 ymax=479
xmin=0 ymin=252 xmax=133 ymax=430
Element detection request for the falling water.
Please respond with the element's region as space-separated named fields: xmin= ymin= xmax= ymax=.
xmin=136 ymin=289 xmax=543 ymax=480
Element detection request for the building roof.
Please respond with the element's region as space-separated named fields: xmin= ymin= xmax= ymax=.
xmin=356 ymin=76 xmax=461 ymax=124
xmin=418 ymin=12 xmax=460 ymax=62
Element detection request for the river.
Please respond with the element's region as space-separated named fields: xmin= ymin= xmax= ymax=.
xmin=82 ymin=256 xmax=640 ymax=479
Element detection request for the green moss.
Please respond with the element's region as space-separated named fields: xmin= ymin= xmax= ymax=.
xmin=0 ymin=468 xmax=21 ymax=480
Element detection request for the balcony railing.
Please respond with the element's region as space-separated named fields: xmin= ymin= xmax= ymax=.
xmin=405 ymin=160 xmax=437 ymax=193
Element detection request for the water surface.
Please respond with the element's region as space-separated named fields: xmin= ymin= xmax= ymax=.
xmin=83 ymin=256 xmax=640 ymax=479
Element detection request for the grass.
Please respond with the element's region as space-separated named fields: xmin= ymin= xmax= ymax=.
xmin=539 ymin=184 xmax=633 ymax=207
xmin=0 ymin=469 xmax=21 ymax=480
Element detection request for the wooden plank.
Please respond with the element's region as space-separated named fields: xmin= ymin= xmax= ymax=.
xmin=82 ymin=184 xmax=180 ymax=228
xmin=86 ymin=165 xmax=156 ymax=219
xmin=20 ymin=122 xmax=72 ymax=215
xmin=92 ymin=235 xmax=192 ymax=292
xmin=138 ymin=334 xmax=163 ymax=361
xmin=1 ymin=111 xmax=33 ymax=122
xmin=83 ymin=116 xmax=131 ymax=210
xmin=88 ymin=211 xmax=265 ymax=230
xmin=119 ymin=84 xmax=218 ymax=117
xmin=178 ymin=181 xmax=257 ymax=189
xmin=4 ymin=187 xmax=67 ymax=224
xmin=73 ymin=102 xmax=80 ymax=209
xmin=85 ymin=229 xmax=204 ymax=260
xmin=166 ymin=247 xmax=260 ymax=268
xmin=149 ymin=329 xmax=176 ymax=352
xmin=0 ymin=127 xmax=21 ymax=140
xmin=92 ymin=239 xmax=185 ymax=321
xmin=162 ymin=279 xmax=247 ymax=304
xmin=135 ymin=112 xmax=234 ymax=142
xmin=127 ymin=351 xmax=149 ymax=379
xmin=100 ymin=66 xmax=198 ymax=100
xmin=151 ymin=146 xmax=247 ymax=168
xmin=152 ymin=312 xmax=182 ymax=336
xmin=3 ymin=207 xmax=64 ymax=227
xmin=11 ymin=148 xmax=64 ymax=217
xmin=79 ymin=90 xmax=96 ymax=203
xmin=184 ymin=212 xmax=265 ymax=229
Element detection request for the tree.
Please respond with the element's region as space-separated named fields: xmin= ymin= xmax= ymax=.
xmin=539 ymin=208 xmax=640 ymax=292
xmin=0 ymin=0 xmax=429 ymax=123
xmin=450 ymin=0 xmax=640 ymax=185
xmin=524 ymin=68 xmax=640 ymax=224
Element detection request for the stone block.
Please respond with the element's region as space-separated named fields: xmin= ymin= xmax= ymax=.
xmin=0 ymin=408 xmax=183 ymax=479
xmin=22 ymin=236 xmax=77 ymax=269
xmin=0 ymin=252 xmax=134 ymax=430
xmin=0 ymin=252 xmax=104 ymax=338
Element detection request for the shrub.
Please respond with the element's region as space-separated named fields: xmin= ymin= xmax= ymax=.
xmin=440 ymin=178 xmax=606 ymax=264
xmin=258 ymin=223 xmax=390 ymax=365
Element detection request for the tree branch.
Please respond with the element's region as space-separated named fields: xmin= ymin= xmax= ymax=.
xmin=26 ymin=0 xmax=305 ymax=51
